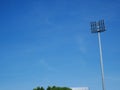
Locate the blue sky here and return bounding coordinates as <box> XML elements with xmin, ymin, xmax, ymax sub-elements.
<box><xmin>0</xmin><ymin>0</ymin><xmax>120</xmax><ymax>90</ymax></box>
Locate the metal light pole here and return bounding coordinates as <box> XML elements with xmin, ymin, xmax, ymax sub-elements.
<box><xmin>90</xmin><ymin>20</ymin><xmax>106</xmax><ymax>90</ymax></box>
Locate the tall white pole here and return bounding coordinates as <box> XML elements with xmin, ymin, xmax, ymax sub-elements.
<box><xmin>98</xmin><ymin>32</ymin><xmax>105</xmax><ymax>90</ymax></box>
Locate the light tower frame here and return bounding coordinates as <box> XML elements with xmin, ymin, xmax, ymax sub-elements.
<box><xmin>90</xmin><ymin>20</ymin><xmax>106</xmax><ymax>90</ymax></box>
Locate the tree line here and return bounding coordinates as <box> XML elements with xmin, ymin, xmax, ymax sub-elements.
<box><xmin>33</xmin><ymin>86</ymin><xmax>72</xmax><ymax>90</ymax></box>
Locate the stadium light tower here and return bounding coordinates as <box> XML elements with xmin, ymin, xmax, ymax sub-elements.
<box><xmin>90</xmin><ymin>20</ymin><xmax>106</xmax><ymax>90</ymax></box>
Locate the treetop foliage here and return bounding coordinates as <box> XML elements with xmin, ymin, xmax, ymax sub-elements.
<box><xmin>33</xmin><ymin>86</ymin><xmax>72</xmax><ymax>90</ymax></box>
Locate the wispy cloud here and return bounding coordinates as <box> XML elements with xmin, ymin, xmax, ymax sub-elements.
<box><xmin>39</xmin><ymin>59</ymin><xmax>56</xmax><ymax>72</ymax></box>
<box><xmin>106</xmin><ymin>76</ymin><xmax>120</xmax><ymax>82</ymax></box>
<box><xmin>76</xmin><ymin>35</ymin><xmax>87</xmax><ymax>54</ymax></box>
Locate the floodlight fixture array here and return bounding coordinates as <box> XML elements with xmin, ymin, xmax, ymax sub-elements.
<box><xmin>90</xmin><ymin>20</ymin><xmax>106</xmax><ymax>33</ymax></box>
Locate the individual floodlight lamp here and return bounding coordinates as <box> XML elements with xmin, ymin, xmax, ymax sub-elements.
<box><xmin>90</xmin><ymin>20</ymin><xmax>106</xmax><ymax>90</ymax></box>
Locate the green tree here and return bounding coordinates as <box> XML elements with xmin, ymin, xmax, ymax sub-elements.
<box><xmin>33</xmin><ymin>86</ymin><xmax>71</xmax><ymax>90</ymax></box>
<box><xmin>47</xmin><ymin>86</ymin><xmax>51</xmax><ymax>90</ymax></box>
<box><xmin>33</xmin><ymin>86</ymin><xmax>45</xmax><ymax>90</ymax></box>
<box><xmin>41</xmin><ymin>86</ymin><xmax>45</xmax><ymax>90</ymax></box>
